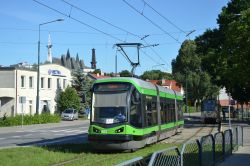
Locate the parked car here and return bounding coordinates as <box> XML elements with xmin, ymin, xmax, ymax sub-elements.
<box><xmin>61</xmin><ymin>108</ymin><xmax>78</xmax><ymax>121</ymax></box>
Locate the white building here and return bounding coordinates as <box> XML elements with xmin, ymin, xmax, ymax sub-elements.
<box><xmin>0</xmin><ymin>64</ymin><xmax>71</xmax><ymax>117</ymax></box>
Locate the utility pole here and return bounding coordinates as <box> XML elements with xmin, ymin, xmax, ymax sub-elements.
<box><xmin>36</xmin><ymin>19</ymin><xmax>64</xmax><ymax>115</ymax></box>
<box><xmin>184</xmin><ymin>30</ymin><xmax>196</xmax><ymax>116</ymax></box>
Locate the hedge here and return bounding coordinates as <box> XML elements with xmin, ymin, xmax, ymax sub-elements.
<box><xmin>0</xmin><ymin>113</ymin><xmax>61</xmax><ymax>127</ymax></box>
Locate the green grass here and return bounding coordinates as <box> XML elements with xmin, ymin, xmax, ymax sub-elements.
<box><xmin>0</xmin><ymin>143</ymin><xmax>177</xmax><ymax>166</ymax></box>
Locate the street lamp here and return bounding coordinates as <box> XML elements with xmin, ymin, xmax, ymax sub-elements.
<box><xmin>151</xmin><ymin>64</ymin><xmax>165</xmax><ymax>69</ymax></box>
<box><xmin>36</xmin><ymin>19</ymin><xmax>64</xmax><ymax>115</ymax></box>
<box><xmin>185</xmin><ymin>30</ymin><xmax>195</xmax><ymax>117</ymax></box>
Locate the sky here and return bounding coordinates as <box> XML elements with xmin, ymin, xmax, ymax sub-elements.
<box><xmin>0</xmin><ymin>0</ymin><xmax>229</xmax><ymax>75</ymax></box>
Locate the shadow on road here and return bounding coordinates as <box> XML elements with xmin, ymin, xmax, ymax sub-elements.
<box><xmin>17</xmin><ymin>133</ymin><xmax>88</xmax><ymax>147</ymax></box>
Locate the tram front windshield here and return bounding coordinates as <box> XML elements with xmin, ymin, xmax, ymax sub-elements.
<box><xmin>202</xmin><ymin>100</ymin><xmax>217</xmax><ymax>112</ymax></box>
<box><xmin>92</xmin><ymin>83</ymin><xmax>130</xmax><ymax>124</ymax></box>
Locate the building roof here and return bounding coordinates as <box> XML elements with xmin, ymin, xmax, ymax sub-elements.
<box><xmin>87</xmin><ymin>73</ymin><xmax>111</xmax><ymax>80</ymax></box>
<box><xmin>147</xmin><ymin>79</ymin><xmax>182</xmax><ymax>92</ymax></box>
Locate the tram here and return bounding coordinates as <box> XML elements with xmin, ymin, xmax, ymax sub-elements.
<box><xmin>201</xmin><ymin>99</ymin><xmax>220</xmax><ymax>123</ymax></box>
<box><xmin>88</xmin><ymin>77</ymin><xmax>184</xmax><ymax>151</ymax></box>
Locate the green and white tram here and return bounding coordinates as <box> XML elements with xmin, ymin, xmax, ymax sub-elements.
<box><xmin>88</xmin><ymin>77</ymin><xmax>184</xmax><ymax>151</ymax></box>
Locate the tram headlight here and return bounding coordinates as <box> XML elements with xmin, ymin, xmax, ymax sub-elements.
<box><xmin>93</xmin><ymin>127</ymin><xmax>101</xmax><ymax>133</ymax></box>
<box><xmin>115</xmin><ymin>127</ymin><xmax>124</xmax><ymax>133</ymax></box>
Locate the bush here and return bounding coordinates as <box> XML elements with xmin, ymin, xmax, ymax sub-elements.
<box><xmin>0</xmin><ymin>113</ymin><xmax>61</xmax><ymax>127</ymax></box>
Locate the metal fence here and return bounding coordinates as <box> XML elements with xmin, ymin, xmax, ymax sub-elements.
<box><xmin>223</xmin><ymin>111</ymin><xmax>250</xmax><ymax>121</ymax></box>
<box><xmin>180</xmin><ymin>140</ymin><xmax>200</xmax><ymax>166</ymax></box>
<box><xmin>115</xmin><ymin>157</ymin><xmax>147</xmax><ymax>166</ymax></box>
<box><xmin>214</xmin><ymin>132</ymin><xmax>224</xmax><ymax>163</ymax></box>
<box><xmin>148</xmin><ymin>146</ymin><xmax>180</xmax><ymax>166</ymax></box>
<box><xmin>117</xmin><ymin>125</ymin><xmax>243</xmax><ymax>166</ymax></box>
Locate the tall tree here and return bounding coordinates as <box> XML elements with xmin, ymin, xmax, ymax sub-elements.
<box><xmin>195</xmin><ymin>0</ymin><xmax>250</xmax><ymax>104</ymax></box>
<box><xmin>172</xmin><ymin>40</ymin><xmax>219</xmax><ymax>110</ymax></box>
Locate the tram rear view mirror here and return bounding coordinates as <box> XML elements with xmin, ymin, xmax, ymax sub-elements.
<box><xmin>132</xmin><ymin>91</ymin><xmax>140</xmax><ymax>104</ymax></box>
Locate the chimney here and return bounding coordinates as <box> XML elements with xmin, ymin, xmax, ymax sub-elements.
<box><xmin>47</xmin><ymin>34</ymin><xmax>53</xmax><ymax>63</ymax></box>
<box><xmin>91</xmin><ymin>48</ymin><xmax>97</xmax><ymax>69</ymax></box>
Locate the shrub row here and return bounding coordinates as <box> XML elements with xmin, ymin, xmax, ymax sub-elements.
<box><xmin>0</xmin><ymin>113</ymin><xmax>61</xmax><ymax>127</ymax></box>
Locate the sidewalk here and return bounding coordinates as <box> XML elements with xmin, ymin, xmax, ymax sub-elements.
<box><xmin>219</xmin><ymin>125</ymin><xmax>250</xmax><ymax>166</ymax></box>
<box><xmin>218</xmin><ymin>145</ymin><xmax>250</xmax><ymax>166</ymax></box>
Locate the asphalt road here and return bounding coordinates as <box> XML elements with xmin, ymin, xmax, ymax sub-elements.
<box><xmin>0</xmin><ymin>120</ymin><xmax>89</xmax><ymax>148</ymax></box>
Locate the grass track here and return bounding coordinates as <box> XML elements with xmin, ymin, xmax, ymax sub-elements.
<box><xmin>0</xmin><ymin>143</ymin><xmax>177</xmax><ymax>166</ymax></box>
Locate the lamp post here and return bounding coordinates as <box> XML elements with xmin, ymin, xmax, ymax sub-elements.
<box><xmin>151</xmin><ymin>64</ymin><xmax>165</xmax><ymax>69</ymax></box>
<box><xmin>185</xmin><ymin>69</ymin><xmax>188</xmax><ymax>114</ymax></box>
<box><xmin>36</xmin><ymin>19</ymin><xmax>64</xmax><ymax>115</ymax></box>
<box><xmin>184</xmin><ymin>30</ymin><xmax>195</xmax><ymax>117</ymax></box>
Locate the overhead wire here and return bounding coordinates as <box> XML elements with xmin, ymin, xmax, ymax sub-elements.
<box><xmin>61</xmin><ymin>0</ymin><xmax>168</xmax><ymax>66</ymax></box>
<box><xmin>61</xmin><ymin>0</ymin><xmax>141</xmax><ymax>39</ymax></box>
<box><xmin>123</xmin><ymin>0</ymin><xmax>181</xmax><ymax>44</ymax></box>
<box><xmin>33</xmin><ymin>0</ymin><xmax>125</xmax><ymax>43</ymax></box>
<box><xmin>33</xmin><ymin>0</ymin><xmax>170</xmax><ymax>70</ymax></box>
<box><xmin>141</xmin><ymin>0</ymin><xmax>187</xmax><ymax>35</ymax></box>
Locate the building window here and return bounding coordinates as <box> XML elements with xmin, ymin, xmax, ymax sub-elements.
<box><xmin>29</xmin><ymin>76</ymin><xmax>33</xmax><ymax>88</ymax></box>
<box><xmin>21</xmin><ymin>76</ymin><xmax>25</xmax><ymax>88</ymax></box>
<box><xmin>57</xmin><ymin>78</ymin><xmax>60</xmax><ymax>89</ymax></box>
<box><xmin>48</xmin><ymin>78</ymin><xmax>51</xmax><ymax>89</ymax></box>
<box><xmin>41</xmin><ymin>77</ymin><xmax>44</xmax><ymax>89</ymax></box>
<box><xmin>63</xmin><ymin>79</ymin><xmax>66</xmax><ymax>89</ymax></box>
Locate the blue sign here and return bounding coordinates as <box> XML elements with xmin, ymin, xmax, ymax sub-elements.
<box><xmin>48</xmin><ymin>69</ymin><xmax>63</xmax><ymax>76</ymax></box>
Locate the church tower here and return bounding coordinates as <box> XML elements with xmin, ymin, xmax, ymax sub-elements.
<box><xmin>91</xmin><ymin>48</ymin><xmax>97</xmax><ymax>69</ymax></box>
<box><xmin>47</xmin><ymin>34</ymin><xmax>53</xmax><ymax>63</ymax></box>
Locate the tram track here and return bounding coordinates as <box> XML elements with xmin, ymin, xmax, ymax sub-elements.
<box><xmin>161</xmin><ymin>123</ymin><xmax>217</xmax><ymax>144</ymax></box>
<box><xmin>50</xmin><ymin>125</ymin><xmax>217</xmax><ymax>166</ymax></box>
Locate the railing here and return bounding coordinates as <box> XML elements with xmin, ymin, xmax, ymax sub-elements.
<box><xmin>117</xmin><ymin>125</ymin><xmax>243</xmax><ymax>166</ymax></box>
<box><xmin>148</xmin><ymin>146</ymin><xmax>180</xmax><ymax>166</ymax></box>
<box><xmin>115</xmin><ymin>157</ymin><xmax>146</xmax><ymax>166</ymax></box>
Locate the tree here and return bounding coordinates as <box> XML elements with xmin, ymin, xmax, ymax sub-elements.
<box><xmin>195</xmin><ymin>0</ymin><xmax>250</xmax><ymax>104</ymax></box>
<box><xmin>71</xmin><ymin>70</ymin><xmax>93</xmax><ymax>108</ymax></box>
<box><xmin>120</xmin><ymin>70</ymin><xmax>132</xmax><ymax>77</ymax></box>
<box><xmin>172</xmin><ymin>40</ymin><xmax>219</xmax><ymax>110</ymax></box>
<box><xmin>92</xmin><ymin>69</ymin><xmax>101</xmax><ymax>74</ymax></box>
<box><xmin>58</xmin><ymin>87</ymin><xmax>80</xmax><ymax>113</ymax></box>
<box><xmin>140</xmin><ymin>70</ymin><xmax>173</xmax><ymax>80</ymax></box>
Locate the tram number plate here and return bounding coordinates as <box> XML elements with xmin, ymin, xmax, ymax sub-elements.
<box><xmin>106</xmin><ymin>119</ymin><xmax>114</xmax><ymax>124</ymax></box>
<box><xmin>102</xmin><ymin>130</ymin><xmax>108</xmax><ymax>134</ymax></box>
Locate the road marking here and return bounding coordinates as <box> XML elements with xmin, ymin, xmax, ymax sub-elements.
<box><xmin>0</xmin><ymin>138</ymin><xmax>6</xmax><ymax>140</ymax></box>
<box><xmin>64</xmin><ymin>130</ymin><xmax>83</xmax><ymax>133</ymax></box>
<box><xmin>16</xmin><ymin>131</ymin><xmax>25</xmax><ymax>133</ymax></box>
<box><xmin>23</xmin><ymin>134</ymin><xmax>32</xmax><ymax>137</ymax></box>
<box><xmin>12</xmin><ymin>136</ymin><xmax>21</xmax><ymax>138</ymax></box>
<box><xmin>54</xmin><ymin>133</ymin><xmax>66</xmax><ymax>136</ymax></box>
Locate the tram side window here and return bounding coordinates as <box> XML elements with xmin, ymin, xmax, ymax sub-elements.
<box><xmin>146</xmin><ymin>98</ymin><xmax>152</xmax><ymax>127</ymax></box>
<box><xmin>130</xmin><ymin>90</ymin><xmax>142</xmax><ymax>128</ymax></box>
<box><xmin>151</xmin><ymin>100</ymin><xmax>157</xmax><ymax>125</ymax></box>
<box><xmin>169</xmin><ymin>102</ymin><xmax>175</xmax><ymax>122</ymax></box>
<box><xmin>160</xmin><ymin>102</ymin><xmax>166</xmax><ymax>124</ymax></box>
<box><xmin>166</xmin><ymin>103</ymin><xmax>170</xmax><ymax>123</ymax></box>
<box><xmin>177</xmin><ymin>101</ymin><xmax>183</xmax><ymax>120</ymax></box>
<box><xmin>172</xmin><ymin>103</ymin><xmax>176</xmax><ymax>122</ymax></box>
<box><xmin>163</xmin><ymin>103</ymin><xmax>168</xmax><ymax>123</ymax></box>
<box><xmin>130</xmin><ymin>103</ymin><xmax>142</xmax><ymax>128</ymax></box>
